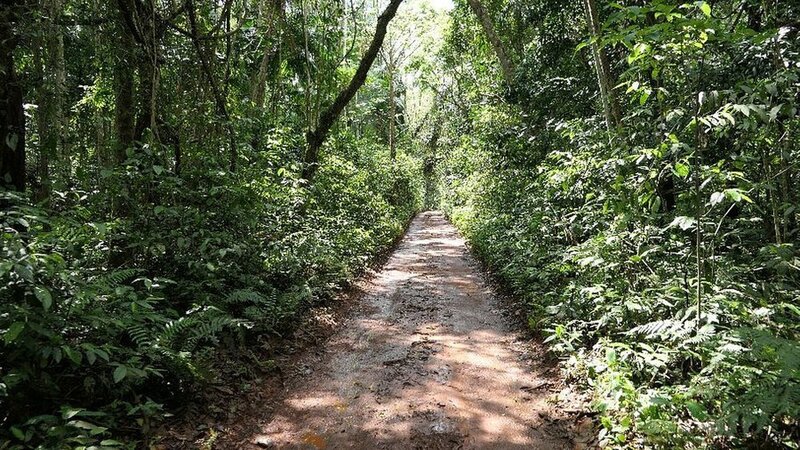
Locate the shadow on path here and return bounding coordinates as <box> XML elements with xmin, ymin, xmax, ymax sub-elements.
<box><xmin>227</xmin><ymin>212</ymin><xmax>581</xmax><ymax>449</ymax></box>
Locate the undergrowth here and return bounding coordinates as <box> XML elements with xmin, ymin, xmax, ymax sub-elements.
<box><xmin>1</xmin><ymin>138</ymin><xmax>422</xmax><ymax>449</ymax></box>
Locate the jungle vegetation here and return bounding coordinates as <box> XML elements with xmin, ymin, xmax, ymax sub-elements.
<box><xmin>1</xmin><ymin>0</ymin><xmax>798</xmax><ymax>448</ymax></box>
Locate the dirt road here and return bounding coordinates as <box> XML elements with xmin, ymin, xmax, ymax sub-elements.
<box><xmin>236</xmin><ymin>212</ymin><xmax>581</xmax><ymax>449</ymax></box>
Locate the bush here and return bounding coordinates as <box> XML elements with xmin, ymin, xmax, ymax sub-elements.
<box><xmin>1</xmin><ymin>136</ymin><xmax>423</xmax><ymax>448</ymax></box>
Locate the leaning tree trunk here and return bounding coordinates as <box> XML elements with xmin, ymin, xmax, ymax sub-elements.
<box><xmin>583</xmin><ymin>0</ymin><xmax>622</xmax><ymax>131</ymax></box>
<box><xmin>0</xmin><ymin>3</ymin><xmax>26</xmax><ymax>194</ymax></box>
<box><xmin>302</xmin><ymin>0</ymin><xmax>404</xmax><ymax>181</ymax></box>
<box><xmin>465</xmin><ymin>0</ymin><xmax>515</xmax><ymax>86</ymax></box>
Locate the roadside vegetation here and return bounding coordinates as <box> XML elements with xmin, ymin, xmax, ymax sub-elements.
<box><xmin>1</xmin><ymin>0</ymin><xmax>798</xmax><ymax>448</ymax></box>
<box><xmin>435</xmin><ymin>0</ymin><xmax>800</xmax><ymax>448</ymax></box>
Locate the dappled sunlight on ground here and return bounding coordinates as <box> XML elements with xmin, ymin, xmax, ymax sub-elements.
<box><xmin>242</xmin><ymin>212</ymin><xmax>578</xmax><ymax>449</ymax></box>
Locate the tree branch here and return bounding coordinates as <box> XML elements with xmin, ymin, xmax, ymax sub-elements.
<box><xmin>301</xmin><ymin>0</ymin><xmax>405</xmax><ymax>181</ymax></box>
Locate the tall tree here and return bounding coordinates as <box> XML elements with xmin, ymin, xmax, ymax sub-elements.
<box><xmin>112</xmin><ymin>5</ymin><xmax>135</xmax><ymax>167</ymax></box>
<box><xmin>34</xmin><ymin>0</ymin><xmax>67</xmax><ymax>201</ymax></box>
<box><xmin>302</xmin><ymin>0</ymin><xmax>404</xmax><ymax>181</ymax></box>
<box><xmin>0</xmin><ymin>1</ymin><xmax>27</xmax><ymax>194</ymax></box>
<box><xmin>465</xmin><ymin>0</ymin><xmax>515</xmax><ymax>86</ymax></box>
<box><xmin>186</xmin><ymin>0</ymin><xmax>238</xmax><ymax>171</ymax></box>
<box><xmin>251</xmin><ymin>0</ymin><xmax>284</xmax><ymax>109</ymax></box>
<box><xmin>583</xmin><ymin>0</ymin><xmax>621</xmax><ymax>130</ymax></box>
<box><xmin>379</xmin><ymin>6</ymin><xmax>421</xmax><ymax>160</ymax></box>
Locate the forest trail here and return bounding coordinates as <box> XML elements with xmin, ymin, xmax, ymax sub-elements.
<box><xmin>233</xmin><ymin>212</ymin><xmax>585</xmax><ymax>449</ymax></box>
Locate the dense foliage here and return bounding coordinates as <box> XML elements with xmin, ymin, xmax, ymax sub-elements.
<box><xmin>1</xmin><ymin>0</ymin><xmax>422</xmax><ymax>447</ymax></box>
<box><xmin>3</xmin><ymin>0</ymin><xmax>800</xmax><ymax>447</ymax></box>
<box><xmin>433</xmin><ymin>0</ymin><xmax>800</xmax><ymax>448</ymax></box>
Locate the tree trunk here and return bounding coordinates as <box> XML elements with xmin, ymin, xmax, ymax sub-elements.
<box><xmin>424</xmin><ymin>101</ymin><xmax>441</xmax><ymax>209</ymax></box>
<box><xmin>465</xmin><ymin>0</ymin><xmax>515</xmax><ymax>86</ymax></box>
<box><xmin>0</xmin><ymin>3</ymin><xmax>26</xmax><ymax>194</ymax></box>
<box><xmin>34</xmin><ymin>0</ymin><xmax>66</xmax><ymax>202</ymax></box>
<box><xmin>187</xmin><ymin>0</ymin><xmax>237</xmax><ymax>171</ymax></box>
<box><xmin>33</xmin><ymin>32</ymin><xmax>48</xmax><ymax>200</ymax></box>
<box><xmin>388</xmin><ymin>62</ymin><xmax>396</xmax><ymax>160</ymax></box>
<box><xmin>108</xmin><ymin>8</ymin><xmax>137</xmax><ymax>267</ymax></box>
<box><xmin>251</xmin><ymin>0</ymin><xmax>283</xmax><ymax>108</ymax></box>
<box><xmin>113</xmin><ymin>31</ymin><xmax>135</xmax><ymax>166</ymax></box>
<box><xmin>302</xmin><ymin>0</ymin><xmax>404</xmax><ymax>181</ymax></box>
<box><xmin>133</xmin><ymin>56</ymin><xmax>157</xmax><ymax>141</ymax></box>
<box><xmin>583</xmin><ymin>0</ymin><xmax>622</xmax><ymax>131</ymax></box>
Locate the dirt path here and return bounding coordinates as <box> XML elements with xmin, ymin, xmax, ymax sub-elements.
<box><xmin>229</xmin><ymin>212</ymin><xmax>584</xmax><ymax>449</ymax></box>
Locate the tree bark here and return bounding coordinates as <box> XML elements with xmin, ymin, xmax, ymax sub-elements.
<box><xmin>0</xmin><ymin>2</ymin><xmax>26</xmax><ymax>194</ymax></box>
<box><xmin>132</xmin><ymin>0</ymin><xmax>155</xmax><ymax>142</ymax></box>
<box><xmin>251</xmin><ymin>0</ymin><xmax>283</xmax><ymax>108</ymax></box>
<box><xmin>34</xmin><ymin>0</ymin><xmax>66</xmax><ymax>202</ymax></box>
<box><xmin>465</xmin><ymin>0</ymin><xmax>515</xmax><ymax>86</ymax></box>
<box><xmin>113</xmin><ymin>23</ymin><xmax>135</xmax><ymax>166</ymax></box>
<box><xmin>301</xmin><ymin>0</ymin><xmax>404</xmax><ymax>181</ymax></box>
<box><xmin>583</xmin><ymin>0</ymin><xmax>622</xmax><ymax>131</ymax></box>
<box><xmin>388</xmin><ymin>62</ymin><xmax>396</xmax><ymax>160</ymax></box>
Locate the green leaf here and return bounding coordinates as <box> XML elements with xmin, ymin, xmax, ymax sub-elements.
<box><xmin>0</xmin><ymin>261</ymin><xmax>11</xmax><ymax>277</ymax></box>
<box><xmin>63</xmin><ymin>408</ymin><xmax>85</xmax><ymax>420</ymax></box>
<box><xmin>94</xmin><ymin>348</ymin><xmax>110</xmax><ymax>362</ymax></box>
<box><xmin>686</xmin><ymin>401</ymin><xmax>709</xmax><ymax>421</ymax></box>
<box><xmin>90</xmin><ymin>222</ymin><xmax>107</xmax><ymax>234</ymax></box>
<box><xmin>781</xmin><ymin>303</ymin><xmax>800</xmax><ymax>317</ymax></box>
<box><xmin>4</xmin><ymin>322</ymin><xmax>25</xmax><ymax>343</ymax></box>
<box><xmin>639</xmin><ymin>90</ymin><xmax>651</xmax><ymax>105</ymax></box>
<box><xmin>720</xmin><ymin>111</ymin><xmax>735</xmax><ymax>125</ymax></box>
<box><xmin>673</xmin><ymin>162</ymin><xmax>690</xmax><ymax>178</ymax></box>
<box><xmin>698</xmin><ymin>2</ymin><xmax>711</xmax><ymax>17</ymax></box>
<box><xmin>14</xmin><ymin>264</ymin><xmax>33</xmax><ymax>282</ymax></box>
<box><xmin>34</xmin><ymin>286</ymin><xmax>53</xmax><ymax>311</ymax></box>
<box><xmin>54</xmin><ymin>347</ymin><xmax>65</xmax><ymax>363</ymax></box>
<box><xmin>6</xmin><ymin>133</ymin><xmax>19</xmax><ymax>151</ymax></box>
<box><xmin>90</xmin><ymin>425</ymin><xmax>108</xmax><ymax>436</ymax></box>
<box><xmin>10</xmin><ymin>426</ymin><xmax>24</xmax><ymax>440</ymax></box>
<box><xmin>67</xmin><ymin>420</ymin><xmax>97</xmax><ymax>430</ymax></box>
<box><xmin>724</xmin><ymin>189</ymin><xmax>753</xmax><ymax>203</ymax></box>
<box><xmin>769</xmin><ymin>105</ymin><xmax>782</xmax><ymax>122</ymax></box>
<box><xmin>63</xmin><ymin>346</ymin><xmax>83</xmax><ymax>365</ymax></box>
<box><xmin>113</xmin><ymin>365</ymin><xmax>127</xmax><ymax>383</ymax></box>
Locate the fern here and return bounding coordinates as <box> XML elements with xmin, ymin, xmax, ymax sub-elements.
<box><xmin>184</xmin><ymin>315</ymin><xmax>241</xmax><ymax>350</ymax></box>
<box><xmin>628</xmin><ymin>319</ymin><xmax>685</xmax><ymax>339</ymax></box>
<box><xmin>159</xmin><ymin>316</ymin><xmax>198</xmax><ymax>346</ymax></box>
<box><xmin>90</xmin><ymin>268</ymin><xmax>141</xmax><ymax>290</ymax></box>
<box><xmin>705</xmin><ymin>328</ymin><xmax>800</xmax><ymax>436</ymax></box>
<box><xmin>157</xmin><ymin>306</ymin><xmax>246</xmax><ymax>352</ymax></box>
<box><xmin>127</xmin><ymin>324</ymin><xmax>154</xmax><ymax>347</ymax></box>
<box><xmin>224</xmin><ymin>289</ymin><xmax>266</xmax><ymax>304</ymax></box>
